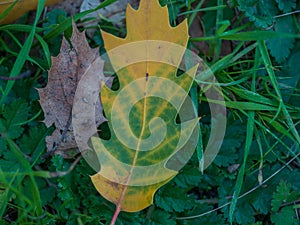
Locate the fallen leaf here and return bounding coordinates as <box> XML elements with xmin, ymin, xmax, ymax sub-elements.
<box><xmin>90</xmin><ymin>0</ymin><xmax>199</xmax><ymax>217</ymax></box>
<box><xmin>47</xmin><ymin>0</ymin><xmax>82</xmax><ymax>17</ymax></box>
<box><xmin>80</xmin><ymin>0</ymin><xmax>138</xmax><ymax>26</ymax></box>
<box><xmin>0</xmin><ymin>0</ymin><xmax>61</xmax><ymax>24</ymax></box>
<box><xmin>79</xmin><ymin>0</ymin><xmax>139</xmax><ymax>37</ymax></box>
<box><xmin>38</xmin><ymin>22</ymin><xmax>109</xmax><ymax>158</ymax></box>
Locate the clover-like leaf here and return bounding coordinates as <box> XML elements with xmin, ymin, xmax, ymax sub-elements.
<box><xmin>275</xmin><ymin>0</ymin><xmax>296</xmax><ymax>13</ymax></box>
<box><xmin>266</xmin><ymin>15</ymin><xmax>296</xmax><ymax>63</ymax></box>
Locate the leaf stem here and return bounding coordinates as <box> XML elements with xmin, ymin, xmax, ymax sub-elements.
<box><xmin>110</xmin><ymin>71</ymin><xmax>149</xmax><ymax>225</ymax></box>
<box><xmin>0</xmin><ymin>70</ymin><xmax>31</xmax><ymax>80</ymax></box>
<box><xmin>110</xmin><ymin>206</ymin><xmax>121</xmax><ymax>225</ymax></box>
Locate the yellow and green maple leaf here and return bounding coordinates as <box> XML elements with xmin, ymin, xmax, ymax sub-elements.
<box><xmin>91</xmin><ymin>0</ymin><xmax>199</xmax><ymax>213</ymax></box>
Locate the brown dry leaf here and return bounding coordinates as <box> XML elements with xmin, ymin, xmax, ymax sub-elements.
<box><xmin>38</xmin><ymin>22</ymin><xmax>108</xmax><ymax>158</ymax></box>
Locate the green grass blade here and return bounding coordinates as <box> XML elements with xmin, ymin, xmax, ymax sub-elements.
<box><xmin>0</xmin><ymin>0</ymin><xmax>46</xmax><ymax>104</ymax></box>
<box><xmin>0</xmin><ymin>24</ymin><xmax>44</xmax><ymax>33</ymax></box>
<box><xmin>0</xmin><ymin>37</ymin><xmax>43</xmax><ymax>69</ymax></box>
<box><xmin>200</xmin><ymin>97</ymin><xmax>280</xmax><ymax>111</ymax></box>
<box><xmin>191</xmin><ymin>31</ymin><xmax>300</xmax><ymax>42</ymax></box>
<box><xmin>0</xmin><ymin>0</ymin><xmax>18</xmax><ymax>21</ymax></box>
<box><xmin>190</xmin><ymin>84</ymin><xmax>203</xmax><ymax>172</ymax></box>
<box><xmin>13</xmin><ymin>110</ymin><xmax>42</xmax><ymax>126</ymax></box>
<box><xmin>35</xmin><ymin>34</ymin><xmax>51</xmax><ymax>69</ymax></box>
<box><xmin>221</xmin><ymin>31</ymin><xmax>300</xmax><ymax>41</ymax></box>
<box><xmin>261</xmin><ymin>116</ymin><xmax>296</xmax><ymax>142</ymax></box>
<box><xmin>258</xmin><ymin>41</ymin><xmax>300</xmax><ymax>144</ymax></box>
<box><xmin>6</xmin><ymin>138</ymin><xmax>43</xmax><ymax>217</ymax></box>
<box><xmin>44</xmin><ymin>0</ymin><xmax>117</xmax><ymax>41</ymax></box>
<box><xmin>229</xmin><ymin>111</ymin><xmax>255</xmax><ymax>223</ymax></box>
<box><xmin>0</xmin><ymin>169</ymin><xmax>20</xmax><ymax>217</ymax></box>
<box><xmin>213</xmin><ymin>0</ymin><xmax>224</xmax><ymax>61</ymax></box>
<box><xmin>229</xmin><ymin>87</ymin><xmax>278</xmax><ymax>106</ymax></box>
<box><xmin>178</xmin><ymin>5</ymin><xmax>227</xmax><ymax>16</ymax></box>
<box><xmin>196</xmin><ymin>42</ymin><xmax>257</xmax><ymax>81</ymax></box>
<box><xmin>187</xmin><ymin>0</ymin><xmax>205</xmax><ymax>27</ymax></box>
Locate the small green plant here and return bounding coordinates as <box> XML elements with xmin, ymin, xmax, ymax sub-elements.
<box><xmin>271</xmin><ymin>180</ymin><xmax>299</xmax><ymax>225</ymax></box>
